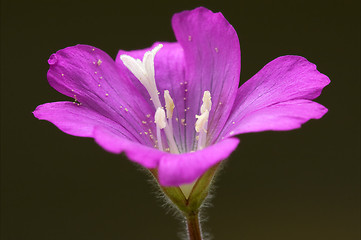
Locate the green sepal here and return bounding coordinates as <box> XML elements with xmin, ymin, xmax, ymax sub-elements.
<box><xmin>149</xmin><ymin>162</ymin><xmax>220</xmax><ymax>216</ymax></box>
<box><xmin>149</xmin><ymin>169</ymin><xmax>188</xmax><ymax>213</ymax></box>
<box><xmin>186</xmin><ymin>163</ymin><xmax>219</xmax><ymax>212</ymax></box>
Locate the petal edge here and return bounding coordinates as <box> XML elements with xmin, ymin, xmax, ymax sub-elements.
<box><xmin>158</xmin><ymin>137</ymin><xmax>240</xmax><ymax>186</ymax></box>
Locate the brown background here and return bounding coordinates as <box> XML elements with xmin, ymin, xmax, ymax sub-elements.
<box><xmin>1</xmin><ymin>0</ymin><xmax>360</xmax><ymax>239</ymax></box>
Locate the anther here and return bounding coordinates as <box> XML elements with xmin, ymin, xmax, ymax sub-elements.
<box><xmin>195</xmin><ymin>110</ymin><xmax>209</xmax><ymax>133</ymax></box>
<box><xmin>164</xmin><ymin>90</ymin><xmax>174</xmax><ymax>119</ymax></box>
<box><xmin>164</xmin><ymin>90</ymin><xmax>175</xmax><ymax>135</ymax></box>
<box><xmin>196</xmin><ymin>91</ymin><xmax>212</xmax><ymax>150</ymax></box>
<box><xmin>200</xmin><ymin>91</ymin><xmax>212</xmax><ymax>114</ymax></box>
<box><xmin>155</xmin><ymin>107</ymin><xmax>167</xmax><ymax>151</ymax></box>
<box><xmin>155</xmin><ymin>108</ymin><xmax>166</xmax><ymax>129</ymax></box>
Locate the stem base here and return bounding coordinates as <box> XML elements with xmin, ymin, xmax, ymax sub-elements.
<box><xmin>186</xmin><ymin>213</ymin><xmax>202</xmax><ymax>240</ymax></box>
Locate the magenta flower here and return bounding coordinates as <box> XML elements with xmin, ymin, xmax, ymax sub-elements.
<box><xmin>33</xmin><ymin>7</ymin><xmax>329</xmax><ymax>188</ymax></box>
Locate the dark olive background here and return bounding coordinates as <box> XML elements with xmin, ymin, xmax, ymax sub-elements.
<box><xmin>1</xmin><ymin>0</ymin><xmax>359</xmax><ymax>239</ymax></box>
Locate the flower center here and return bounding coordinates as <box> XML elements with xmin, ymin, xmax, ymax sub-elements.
<box><xmin>120</xmin><ymin>44</ymin><xmax>211</xmax><ymax>153</ymax></box>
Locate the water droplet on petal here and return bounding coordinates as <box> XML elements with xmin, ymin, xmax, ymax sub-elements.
<box><xmin>48</xmin><ymin>54</ymin><xmax>57</xmax><ymax>65</ymax></box>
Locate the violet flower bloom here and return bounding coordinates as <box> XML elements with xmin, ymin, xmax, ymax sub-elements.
<box><xmin>34</xmin><ymin>7</ymin><xmax>329</xmax><ymax>188</ymax></box>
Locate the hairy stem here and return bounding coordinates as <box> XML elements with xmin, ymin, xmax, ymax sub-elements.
<box><xmin>186</xmin><ymin>212</ymin><xmax>202</xmax><ymax>240</ymax></box>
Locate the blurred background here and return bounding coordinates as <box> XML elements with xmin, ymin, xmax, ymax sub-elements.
<box><xmin>1</xmin><ymin>0</ymin><xmax>359</xmax><ymax>239</ymax></box>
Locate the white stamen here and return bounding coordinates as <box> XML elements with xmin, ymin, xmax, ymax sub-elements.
<box><xmin>195</xmin><ymin>110</ymin><xmax>209</xmax><ymax>150</ymax></box>
<box><xmin>200</xmin><ymin>90</ymin><xmax>212</xmax><ymax>114</ymax></box>
<box><xmin>155</xmin><ymin>107</ymin><xmax>166</xmax><ymax>129</ymax></box>
<box><xmin>195</xmin><ymin>110</ymin><xmax>209</xmax><ymax>133</ymax></box>
<box><xmin>196</xmin><ymin>91</ymin><xmax>212</xmax><ymax>150</ymax></box>
<box><xmin>164</xmin><ymin>90</ymin><xmax>175</xmax><ymax>136</ymax></box>
<box><xmin>164</xmin><ymin>90</ymin><xmax>175</xmax><ymax>119</ymax></box>
<box><xmin>155</xmin><ymin>107</ymin><xmax>166</xmax><ymax>151</ymax></box>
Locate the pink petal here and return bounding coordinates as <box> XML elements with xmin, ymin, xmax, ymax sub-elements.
<box><xmin>93</xmin><ymin>127</ymin><xmax>166</xmax><ymax>168</ymax></box>
<box><xmin>229</xmin><ymin>99</ymin><xmax>328</xmax><ymax>134</ymax></box>
<box><xmin>172</xmin><ymin>7</ymin><xmax>241</xmax><ymax>150</ymax></box>
<box><xmin>47</xmin><ymin>45</ymin><xmax>156</xmax><ymax>146</ymax></box>
<box><xmin>34</xmin><ymin>102</ymin><xmax>165</xmax><ymax>168</ymax></box>
<box><xmin>219</xmin><ymin>55</ymin><xmax>330</xmax><ymax>139</ymax></box>
<box><xmin>33</xmin><ymin>102</ymin><xmax>150</xmax><ymax>144</ymax></box>
<box><xmin>158</xmin><ymin>138</ymin><xmax>240</xmax><ymax>186</ymax></box>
